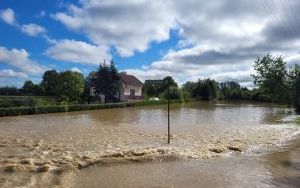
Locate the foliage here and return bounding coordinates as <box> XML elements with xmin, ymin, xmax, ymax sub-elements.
<box><xmin>0</xmin><ymin>96</ymin><xmax>58</xmax><ymax>108</ymax></box>
<box><xmin>21</xmin><ymin>80</ymin><xmax>44</xmax><ymax>96</ymax></box>
<box><xmin>219</xmin><ymin>81</ymin><xmax>252</xmax><ymax>100</ymax></box>
<box><xmin>162</xmin><ymin>76</ymin><xmax>178</xmax><ymax>90</ymax></box>
<box><xmin>251</xmin><ymin>54</ymin><xmax>288</xmax><ymax>103</ymax></box>
<box><xmin>41</xmin><ymin>70</ymin><xmax>59</xmax><ymax>96</ymax></box>
<box><xmin>162</xmin><ymin>86</ymin><xmax>183</xmax><ymax>100</ymax></box>
<box><xmin>182</xmin><ymin>79</ymin><xmax>218</xmax><ymax>100</ymax></box>
<box><xmin>294</xmin><ymin>65</ymin><xmax>300</xmax><ymax>111</ymax></box>
<box><xmin>295</xmin><ymin>117</ymin><xmax>300</xmax><ymax>125</ymax></box>
<box><xmin>0</xmin><ymin>86</ymin><xmax>22</xmax><ymax>95</ymax></box>
<box><xmin>142</xmin><ymin>81</ymin><xmax>161</xmax><ymax>97</ymax></box>
<box><xmin>39</xmin><ymin>70</ymin><xmax>85</xmax><ymax>101</ymax></box>
<box><xmin>55</xmin><ymin>71</ymin><xmax>85</xmax><ymax>101</ymax></box>
<box><xmin>94</xmin><ymin>60</ymin><xmax>121</xmax><ymax>103</ymax></box>
<box><xmin>143</xmin><ymin>76</ymin><xmax>179</xmax><ymax>100</ymax></box>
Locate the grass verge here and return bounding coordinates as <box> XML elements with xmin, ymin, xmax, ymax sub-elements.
<box><xmin>0</xmin><ymin>99</ymin><xmax>195</xmax><ymax>117</ymax></box>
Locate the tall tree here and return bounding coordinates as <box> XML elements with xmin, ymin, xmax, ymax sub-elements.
<box><xmin>110</xmin><ymin>60</ymin><xmax>121</xmax><ymax>99</ymax></box>
<box><xmin>294</xmin><ymin>65</ymin><xmax>300</xmax><ymax>111</ymax></box>
<box><xmin>182</xmin><ymin>81</ymin><xmax>196</xmax><ymax>99</ymax></box>
<box><xmin>22</xmin><ymin>80</ymin><xmax>35</xmax><ymax>95</ymax></box>
<box><xmin>41</xmin><ymin>70</ymin><xmax>59</xmax><ymax>96</ymax></box>
<box><xmin>251</xmin><ymin>54</ymin><xmax>288</xmax><ymax>103</ymax></box>
<box><xmin>94</xmin><ymin>60</ymin><xmax>120</xmax><ymax>103</ymax></box>
<box><xmin>143</xmin><ymin>76</ymin><xmax>179</xmax><ymax>99</ymax></box>
<box><xmin>56</xmin><ymin>71</ymin><xmax>85</xmax><ymax>101</ymax></box>
<box><xmin>182</xmin><ymin>79</ymin><xmax>218</xmax><ymax>100</ymax></box>
<box><xmin>162</xmin><ymin>76</ymin><xmax>178</xmax><ymax>90</ymax></box>
<box><xmin>219</xmin><ymin>81</ymin><xmax>243</xmax><ymax>99</ymax></box>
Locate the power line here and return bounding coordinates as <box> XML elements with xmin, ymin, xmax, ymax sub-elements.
<box><xmin>258</xmin><ymin>0</ymin><xmax>294</xmax><ymax>39</ymax></box>
<box><xmin>258</xmin><ymin>0</ymin><xmax>288</xmax><ymax>37</ymax></box>
<box><xmin>272</xmin><ymin>0</ymin><xmax>298</xmax><ymax>37</ymax></box>
<box><xmin>286</xmin><ymin>0</ymin><xmax>300</xmax><ymax>34</ymax></box>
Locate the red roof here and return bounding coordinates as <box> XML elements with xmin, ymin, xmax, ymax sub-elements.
<box><xmin>120</xmin><ymin>74</ymin><xmax>143</xmax><ymax>86</ymax></box>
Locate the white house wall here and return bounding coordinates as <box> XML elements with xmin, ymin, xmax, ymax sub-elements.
<box><xmin>123</xmin><ymin>84</ymin><xmax>142</xmax><ymax>96</ymax></box>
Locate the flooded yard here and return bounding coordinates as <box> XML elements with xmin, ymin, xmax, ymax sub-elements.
<box><xmin>0</xmin><ymin>101</ymin><xmax>299</xmax><ymax>187</ymax></box>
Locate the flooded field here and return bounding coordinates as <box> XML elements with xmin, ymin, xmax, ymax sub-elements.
<box><xmin>0</xmin><ymin>101</ymin><xmax>299</xmax><ymax>187</ymax></box>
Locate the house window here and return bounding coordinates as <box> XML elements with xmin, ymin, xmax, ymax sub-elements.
<box><xmin>130</xmin><ymin>89</ymin><xmax>135</xmax><ymax>96</ymax></box>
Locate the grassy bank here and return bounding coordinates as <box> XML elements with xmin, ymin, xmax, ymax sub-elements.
<box><xmin>0</xmin><ymin>99</ymin><xmax>195</xmax><ymax>117</ymax></box>
<box><xmin>0</xmin><ymin>96</ymin><xmax>59</xmax><ymax>108</ymax></box>
<box><xmin>295</xmin><ymin>118</ymin><xmax>300</xmax><ymax>125</ymax></box>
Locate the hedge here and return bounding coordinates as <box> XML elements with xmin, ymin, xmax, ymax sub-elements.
<box><xmin>0</xmin><ymin>99</ymin><xmax>195</xmax><ymax>117</ymax></box>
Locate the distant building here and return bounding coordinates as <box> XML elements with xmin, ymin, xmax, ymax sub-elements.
<box><xmin>119</xmin><ymin>73</ymin><xmax>143</xmax><ymax>101</ymax></box>
<box><xmin>88</xmin><ymin>72</ymin><xmax>143</xmax><ymax>102</ymax></box>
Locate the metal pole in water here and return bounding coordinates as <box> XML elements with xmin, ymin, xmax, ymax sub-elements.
<box><xmin>167</xmin><ymin>82</ymin><xmax>170</xmax><ymax>144</ymax></box>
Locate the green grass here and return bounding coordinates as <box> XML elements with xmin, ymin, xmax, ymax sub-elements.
<box><xmin>0</xmin><ymin>99</ymin><xmax>196</xmax><ymax>117</ymax></box>
<box><xmin>0</xmin><ymin>95</ymin><xmax>58</xmax><ymax>108</ymax></box>
<box><xmin>295</xmin><ymin>117</ymin><xmax>300</xmax><ymax>125</ymax></box>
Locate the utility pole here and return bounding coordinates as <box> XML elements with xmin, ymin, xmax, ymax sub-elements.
<box><xmin>167</xmin><ymin>80</ymin><xmax>170</xmax><ymax>144</ymax></box>
<box><xmin>146</xmin><ymin>79</ymin><xmax>171</xmax><ymax>144</ymax></box>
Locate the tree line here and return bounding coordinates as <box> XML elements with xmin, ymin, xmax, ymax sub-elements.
<box><xmin>0</xmin><ymin>70</ymin><xmax>85</xmax><ymax>102</ymax></box>
<box><xmin>142</xmin><ymin>54</ymin><xmax>300</xmax><ymax>110</ymax></box>
<box><xmin>1</xmin><ymin>54</ymin><xmax>300</xmax><ymax>110</ymax></box>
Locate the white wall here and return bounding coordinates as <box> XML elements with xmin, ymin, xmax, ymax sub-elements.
<box><xmin>123</xmin><ymin>84</ymin><xmax>142</xmax><ymax>96</ymax></box>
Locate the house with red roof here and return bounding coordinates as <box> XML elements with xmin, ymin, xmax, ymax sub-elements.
<box><xmin>119</xmin><ymin>73</ymin><xmax>143</xmax><ymax>101</ymax></box>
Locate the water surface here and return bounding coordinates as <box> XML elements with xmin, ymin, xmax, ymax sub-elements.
<box><xmin>0</xmin><ymin>101</ymin><xmax>299</xmax><ymax>187</ymax></box>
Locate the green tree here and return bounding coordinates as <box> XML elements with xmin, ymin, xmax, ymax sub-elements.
<box><xmin>94</xmin><ymin>60</ymin><xmax>121</xmax><ymax>103</ymax></box>
<box><xmin>143</xmin><ymin>76</ymin><xmax>179</xmax><ymax>99</ymax></box>
<box><xmin>162</xmin><ymin>86</ymin><xmax>183</xmax><ymax>100</ymax></box>
<box><xmin>293</xmin><ymin>65</ymin><xmax>300</xmax><ymax>111</ymax></box>
<box><xmin>55</xmin><ymin>71</ymin><xmax>85</xmax><ymax>101</ymax></box>
<box><xmin>41</xmin><ymin>70</ymin><xmax>59</xmax><ymax>96</ymax></box>
<box><xmin>0</xmin><ymin>86</ymin><xmax>22</xmax><ymax>95</ymax></box>
<box><xmin>182</xmin><ymin>81</ymin><xmax>196</xmax><ymax>99</ymax></box>
<box><xmin>142</xmin><ymin>81</ymin><xmax>160</xmax><ymax>97</ymax></box>
<box><xmin>193</xmin><ymin>79</ymin><xmax>218</xmax><ymax>100</ymax></box>
<box><xmin>252</xmin><ymin>54</ymin><xmax>288</xmax><ymax>103</ymax></box>
<box><xmin>22</xmin><ymin>80</ymin><xmax>35</xmax><ymax>95</ymax></box>
<box><xmin>219</xmin><ymin>81</ymin><xmax>243</xmax><ymax>99</ymax></box>
<box><xmin>182</xmin><ymin>79</ymin><xmax>218</xmax><ymax>100</ymax></box>
<box><xmin>83</xmin><ymin>76</ymin><xmax>91</xmax><ymax>103</ymax></box>
<box><xmin>162</xmin><ymin>76</ymin><xmax>178</xmax><ymax>90</ymax></box>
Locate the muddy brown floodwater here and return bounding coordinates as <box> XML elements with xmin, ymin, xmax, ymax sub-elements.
<box><xmin>0</xmin><ymin>101</ymin><xmax>299</xmax><ymax>187</ymax></box>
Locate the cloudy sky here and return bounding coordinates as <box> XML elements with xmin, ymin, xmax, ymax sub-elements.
<box><xmin>1</xmin><ymin>0</ymin><xmax>300</xmax><ymax>87</ymax></box>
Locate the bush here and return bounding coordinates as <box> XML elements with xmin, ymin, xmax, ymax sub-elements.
<box><xmin>161</xmin><ymin>87</ymin><xmax>183</xmax><ymax>101</ymax></box>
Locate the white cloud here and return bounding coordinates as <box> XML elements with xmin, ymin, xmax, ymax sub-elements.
<box><xmin>21</xmin><ymin>23</ymin><xmax>46</xmax><ymax>37</ymax></box>
<box><xmin>45</xmin><ymin>39</ymin><xmax>111</xmax><ymax>65</ymax></box>
<box><xmin>0</xmin><ymin>8</ymin><xmax>16</xmax><ymax>25</ymax></box>
<box><xmin>0</xmin><ymin>69</ymin><xmax>28</xmax><ymax>78</ymax></box>
<box><xmin>125</xmin><ymin>45</ymin><xmax>255</xmax><ymax>86</ymax></box>
<box><xmin>1</xmin><ymin>8</ymin><xmax>47</xmax><ymax>37</ymax></box>
<box><xmin>0</xmin><ymin>47</ymin><xmax>45</xmax><ymax>75</ymax></box>
<box><xmin>51</xmin><ymin>0</ymin><xmax>176</xmax><ymax>56</ymax></box>
<box><xmin>120</xmin><ymin>0</ymin><xmax>300</xmax><ymax>86</ymax></box>
<box><xmin>3</xmin><ymin>1</ymin><xmax>300</xmax><ymax>87</ymax></box>
<box><xmin>70</xmin><ymin>67</ymin><xmax>82</xmax><ymax>73</ymax></box>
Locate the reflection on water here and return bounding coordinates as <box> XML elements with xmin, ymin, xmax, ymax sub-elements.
<box><xmin>0</xmin><ymin>101</ymin><xmax>299</xmax><ymax>187</ymax></box>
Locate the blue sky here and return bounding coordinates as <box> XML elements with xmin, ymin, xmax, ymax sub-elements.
<box><xmin>1</xmin><ymin>0</ymin><xmax>300</xmax><ymax>87</ymax></box>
